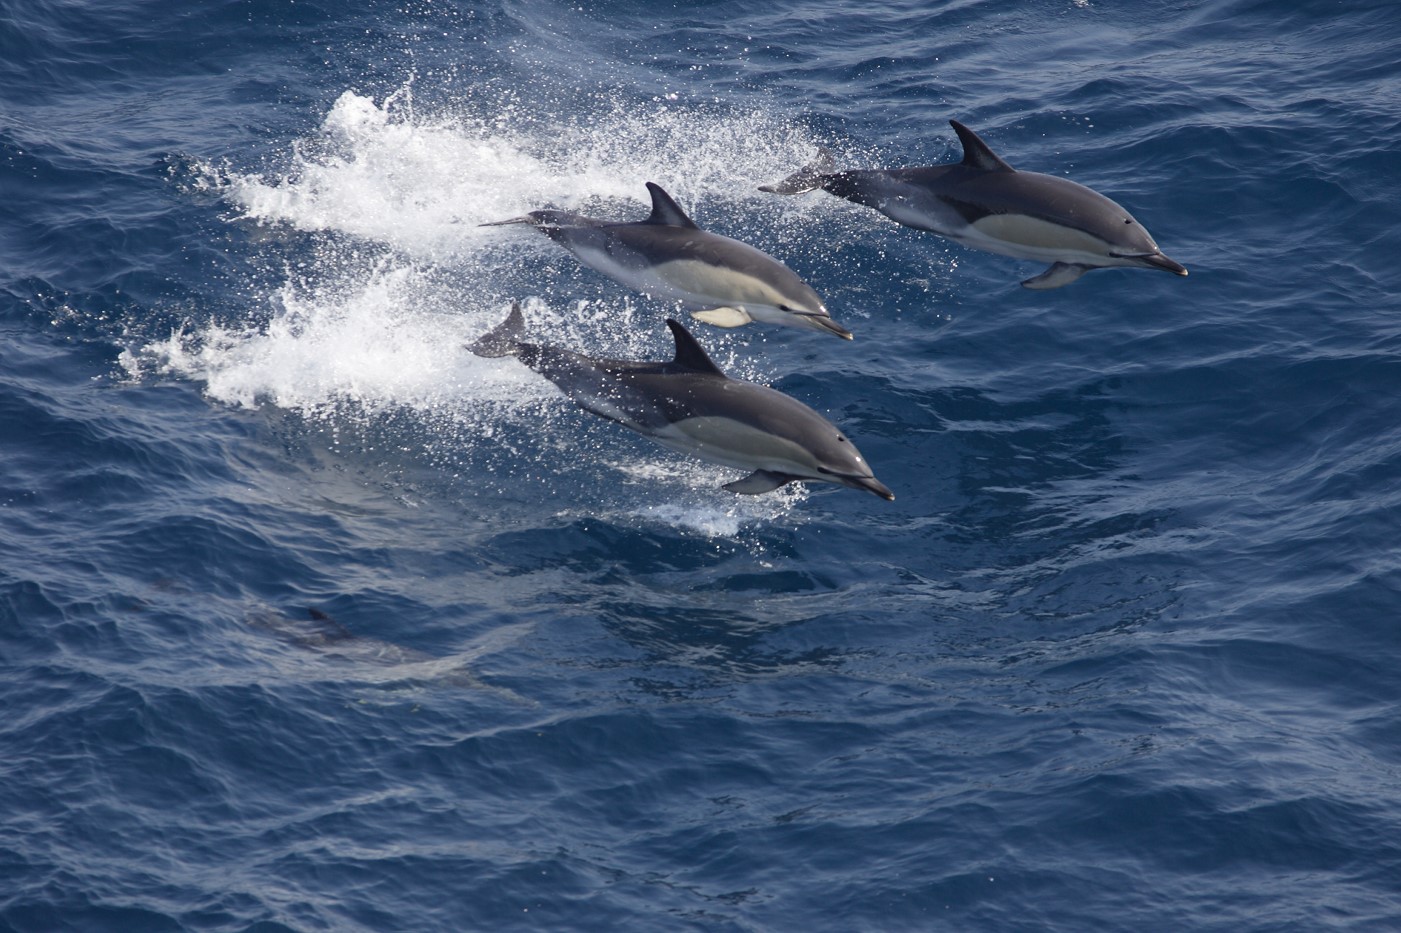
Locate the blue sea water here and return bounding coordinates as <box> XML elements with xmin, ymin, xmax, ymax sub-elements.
<box><xmin>4</xmin><ymin>0</ymin><xmax>1401</xmax><ymax>929</ymax></box>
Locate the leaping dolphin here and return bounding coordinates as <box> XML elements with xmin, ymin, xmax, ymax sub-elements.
<box><xmin>760</xmin><ymin>120</ymin><xmax>1188</xmax><ymax>289</ymax></box>
<box><xmin>468</xmin><ymin>304</ymin><xmax>892</xmax><ymax>499</ymax></box>
<box><xmin>481</xmin><ymin>183</ymin><xmax>852</xmax><ymax>338</ymax></box>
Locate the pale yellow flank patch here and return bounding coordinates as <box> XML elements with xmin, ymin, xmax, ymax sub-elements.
<box><xmin>972</xmin><ymin>214</ymin><xmax>1109</xmax><ymax>254</ymax></box>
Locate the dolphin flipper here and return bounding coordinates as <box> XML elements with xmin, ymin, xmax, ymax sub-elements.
<box><xmin>724</xmin><ymin>470</ymin><xmax>799</xmax><ymax>495</ymax></box>
<box><xmin>1021</xmin><ymin>263</ymin><xmax>1091</xmax><ymax>290</ymax></box>
<box><xmin>690</xmin><ymin>306</ymin><xmax>753</xmax><ymax>328</ymax></box>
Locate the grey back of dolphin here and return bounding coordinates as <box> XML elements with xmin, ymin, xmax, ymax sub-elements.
<box><xmin>468</xmin><ymin>304</ymin><xmax>892</xmax><ymax>499</ymax></box>
<box><xmin>761</xmin><ymin>120</ymin><xmax>1187</xmax><ymax>289</ymax></box>
<box><xmin>481</xmin><ymin>184</ymin><xmax>852</xmax><ymax>338</ymax></box>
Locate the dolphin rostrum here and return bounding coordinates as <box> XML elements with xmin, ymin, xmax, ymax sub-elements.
<box><xmin>468</xmin><ymin>303</ymin><xmax>892</xmax><ymax>499</ymax></box>
<box><xmin>481</xmin><ymin>183</ymin><xmax>852</xmax><ymax>338</ymax></box>
<box><xmin>761</xmin><ymin>120</ymin><xmax>1188</xmax><ymax>289</ymax></box>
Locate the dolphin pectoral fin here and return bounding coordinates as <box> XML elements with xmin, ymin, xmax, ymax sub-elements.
<box><xmin>759</xmin><ymin>148</ymin><xmax>840</xmax><ymax>195</ymax></box>
<box><xmin>723</xmin><ymin>470</ymin><xmax>797</xmax><ymax>495</ymax></box>
<box><xmin>1021</xmin><ymin>262</ymin><xmax>1091</xmax><ymax>290</ymax></box>
<box><xmin>690</xmin><ymin>306</ymin><xmax>753</xmax><ymax>328</ymax></box>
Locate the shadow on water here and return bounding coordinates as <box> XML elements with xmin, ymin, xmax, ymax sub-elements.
<box><xmin>242</xmin><ymin>604</ymin><xmax>535</xmax><ymax>703</ymax></box>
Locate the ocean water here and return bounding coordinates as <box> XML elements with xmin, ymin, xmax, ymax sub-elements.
<box><xmin>4</xmin><ymin>0</ymin><xmax>1401</xmax><ymax>929</ymax></box>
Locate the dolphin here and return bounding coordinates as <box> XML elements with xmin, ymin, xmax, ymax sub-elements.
<box><xmin>468</xmin><ymin>303</ymin><xmax>893</xmax><ymax>499</ymax></box>
<box><xmin>760</xmin><ymin>120</ymin><xmax>1188</xmax><ymax>289</ymax></box>
<box><xmin>480</xmin><ymin>183</ymin><xmax>852</xmax><ymax>338</ymax></box>
<box><xmin>245</xmin><ymin>607</ymin><xmax>534</xmax><ymax>702</ymax></box>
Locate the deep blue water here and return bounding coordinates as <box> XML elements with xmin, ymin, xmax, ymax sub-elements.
<box><xmin>5</xmin><ymin>0</ymin><xmax>1401</xmax><ymax>929</ymax></box>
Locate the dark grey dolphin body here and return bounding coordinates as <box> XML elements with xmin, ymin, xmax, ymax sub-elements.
<box><xmin>468</xmin><ymin>305</ymin><xmax>892</xmax><ymax>499</ymax></box>
<box><xmin>481</xmin><ymin>183</ymin><xmax>851</xmax><ymax>338</ymax></box>
<box><xmin>761</xmin><ymin>120</ymin><xmax>1188</xmax><ymax>289</ymax></box>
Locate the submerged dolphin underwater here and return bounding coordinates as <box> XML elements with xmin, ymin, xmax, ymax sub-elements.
<box><xmin>762</xmin><ymin>120</ymin><xmax>1188</xmax><ymax>289</ymax></box>
<box><xmin>481</xmin><ymin>183</ymin><xmax>852</xmax><ymax>338</ymax></box>
<box><xmin>468</xmin><ymin>304</ymin><xmax>893</xmax><ymax>500</ymax></box>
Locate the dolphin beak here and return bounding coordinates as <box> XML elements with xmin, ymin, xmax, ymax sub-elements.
<box><xmin>1139</xmin><ymin>252</ymin><xmax>1188</xmax><ymax>276</ymax></box>
<box><xmin>478</xmin><ymin>216</ymin><xmax>534</xmax><ymax>228</ymax></box>
<box><xmin>808</xmin><ymin>314</ymin><xmax>854</xmax><ymax>340</ymax></box>
<box><xmin>848</xmin><ymin>475</ymin><xmax>895</xmax><ymax>501</ymax></box>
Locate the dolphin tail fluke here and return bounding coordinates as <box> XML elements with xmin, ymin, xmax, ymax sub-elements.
<box><xmin>724</xmin><ymin>470</ymin><xmax>797</xmax><ymax>495</ymax></box>
<box><xmin>759</xmin><ymin>148</ymin><xmax>840</xmax><ymax>195</ymax></box>
<box><xmin>468</xmin><ymin>303</ymin><xmax>527</xmax><ymax>358</ymax></box>
<box><xmin>690</xmin><ymin>306</ymin><xmax>753</xmax><ymax>328</ymax></box>
<box><xmin>1021</xmin><ymin>262</ymin><xmax>1091</xmax><ymax>290</ymax></box>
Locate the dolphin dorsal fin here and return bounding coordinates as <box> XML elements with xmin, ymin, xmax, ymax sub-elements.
<box><xmin>950</xmin><ymin>120</ymin><xmax>1015</xmax><ymax>172</ymax></box>
<box><xmin>468</xmin><ymin>301</ymin><xmax>527</xmax><ymax>358</ymax></box>
<box><xmin>665</xmin><ymin>318</ymin><xmax>727</xmax><ymax>376</ymax></box>
<box><xmin>644</xmin><ymin>183</ymin><xmax>701</xmax><ymax>229</ymax></box>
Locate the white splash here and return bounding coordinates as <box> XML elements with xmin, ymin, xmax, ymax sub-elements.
<box><xmin>606</xmin><ymin>457</ymin><xmax>810</xmax><ymax>536</ymax></box>
<box><xmin>215</xmin><ymin>86</ymin><xmax>824</xmax><ymax>262</ymax></box>
<box><xmin>130</xmin><ymin>84</ymin><xmax>835</xmax><ymax>528</ymax></box>
<box><xmin>134</xmin><ymin>264</ymin><xmax>542</xmax><ymax>412</ymax></box>
<box><xmin>219</xmin><ymin>88</ymin><xmax>548</xmax><ymax>261</ymax></box>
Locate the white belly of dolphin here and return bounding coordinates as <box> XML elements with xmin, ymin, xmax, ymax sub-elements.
<box><xmin>648</xmin><ymin>416</ymin><xmax>823</xmax><ymax>477</ymax></box>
